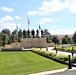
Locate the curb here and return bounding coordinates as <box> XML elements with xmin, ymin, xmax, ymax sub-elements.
<box><xmin>28</xmin><ymin>67</ymin><xmax>76</xmax><ymax>75</ymax></box>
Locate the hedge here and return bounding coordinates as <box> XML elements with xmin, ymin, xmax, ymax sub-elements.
<box><xmin>31</xmin><ymin>48</ymin><xmax>68</xmax><ymax>61</ymax></box>
<box><xmin>31</xmin><ymin>48</ymin><xmax>76</xmax><ymax>67</ymax></box>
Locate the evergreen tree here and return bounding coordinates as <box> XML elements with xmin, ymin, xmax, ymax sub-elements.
<box><xmin>31</xmin><ymin>29</ymin><xmax>35</xmax><ymax>38</ymax></box>
<box><xmin>18</xmin><ymin>29</ymin><xmax>23</xmax><ymax>42</ymax></box>
<box><xmin>52</xmin><ymin>35</ymin><xmax>59</xmax><ymax>44</ymax></box>
<box><xmin>36</xmin><ymin>29</ymin><xmax>39</xmax><ymax>38</ymax></box>
<box><xmin>72</xmin><ymin>31</ymin><xmax>76</xmax><ymax>43</ymax></box>
<box><xmin>62</xmin><ymin>35</ymin><xmax>69</xmax><ymax>44</ymax></box>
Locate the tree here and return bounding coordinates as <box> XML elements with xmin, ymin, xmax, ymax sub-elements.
<box><xmin>52</xmin><ymin>35</ymin><xmax>59</xmax><ymax>44</ymax></box>
<box><xmin>23</xmin><ymin>30</ymin><xmax>28</xmax><ymax>38</ymax></box>
<box><xmin>27</xmin><ymin>29</ymin><xmax>30</xmax><ymax>38</ymax></box>
<box><xmin>2</xmin><ymin>29</ymin><xmax>11</xmax><ymax>37</ymax></box>
<box><xmin>72</xmin><ymin>31</ymin><xmax>76</xmax><ymax>43</ymax></box>
<box><xmin>12</xmin><ymin>29</ymin><xmax>17</xmax><ymax>35</ymax></box>
<box><xmin>62</xmin><ymin>35</ymin><xmax>69</xmax><ymax>44</ymax></box>
<box><xmin>43</xmin><ymin>29</ymin><xmax>51</xmax><ymax>37</ymax></box>
<box><xmin>47</xmin><ymin>35</ymin><xmax>52</xmax><ymax>43</ymax></box>
<box><xmin>18</xmin><ymin>29</ymin><xmax>23</xmax><ymax>38</ymax></box>
<box><xmin>9</xmin><ymin>34</ymin><xmax>17</xmax><ymax>43</ymax></box>
<box><xmin>18</xmin><ymin>29</ymin><xmax>23</xmax><ymax>42</ymax></box>
<box><xmin>41</xmin><ymin>29</ymin><xmax>44</xmax><ymax>37</ymax></box>
<box><xmin>0</xmin><ymin>33</ymin><xmax>3</xmax><ymax>46</ymax></box>
<box><xmin>0</xmin><ymin>33</ymin><xmax>9</xmax><ymax>46</ymax></box>
<box><xmin>36</xmin><ymin>29</ymin><xmax>39</xmax><ymax>37</ymax></box>
<box><xmin>31</xmin><ymin>29</ymin><xmax>35</xmax><ymax>38</ymax></box>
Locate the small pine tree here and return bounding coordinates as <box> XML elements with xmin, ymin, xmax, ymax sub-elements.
<box><xmin>72</xmin><ymin>31</ymin><xmax>76</xmax><ymax>43</ymax></box>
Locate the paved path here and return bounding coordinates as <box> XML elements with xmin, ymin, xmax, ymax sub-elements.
<box><xmin>48</xmin><ymin>47</ymin><xmax>76</xmax><ymax>56</ymax></box>
<box><xmin>48</xmin><ymin>69</ymin><xmax>76</xmax><ymax>75</ymax></box>
<box><xmin>29</xmin><ymin>67</ymin><xmax>76</xmax><ymax>75</ymax></box>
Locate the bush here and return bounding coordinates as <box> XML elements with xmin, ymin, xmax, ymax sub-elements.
<box><xmin>32</xmin><ymin>48</ymin><xmax>68</xmax><ymax>62</ymax></box>
<box><xmin>72</xmin><ymin>56</ymin><xmax>76</xmax><ymax>63</ymax></box>
<box><xmin>57</xmin><ymin>54</ymin><xmax>68</xmax><ymax>61</ymax></box>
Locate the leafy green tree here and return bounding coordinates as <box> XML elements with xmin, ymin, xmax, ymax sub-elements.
<box><xmin>43</xmin><ymin>29</ymin><xmax>51</xmax><ymax>38</ymax></box>
<box><xmin>1</xmin><ymin>33</ymin><xmax>9</xmax><ymax>46</ymax></box>
<box><xmin>0</xmin><ymin>33</ymin><xmax>3</xmax><ymax>46</ymax></box>
<box><xmin>2</xmin><ymin>29</ymin><xmax>11</xmax><ymax>37</ymax></box>
<box><xmin>9</xmin><ymin>34</ymin><xmax>17</xmax><ymax>43</ymax></box>
<box><xmin>18</xmin><ymin>29</ymin><xmax>23</xmax><ymax>42</ymax></box>
<box><xmin>12</xmin><ymin>29</ymin><xmax>17</xmax><ymax>34</ymax></box>
<box><xmin>31</xmin><ymin>29</ymin><xmax>35</xmax><ymax>38</ymax></box>
<box><xmin>41</xmin><ymin>29</ymin><xmax>44</xmax><ymax>37</ymax></box>
<box><xmin>52</xmin><ymin>35</ymin><xmax>59</xmax><ymax>44</ymax></box>
<box><xmin>23</xmin><ymin>30</ymin><xmax>26</xmax><ymax>38</ymax></box>
<box><xmin>18</xmin><ymin>29</ymin><xmax>23</xmax><ymax>38</ymax></box>
<box><xmin>36</xmin><ymin>29</ymin><xmax>39</xmax><ymax>38</ymax></box>
<box><xmin>62</xmin><ymin>35</ymin><xmax>69</xmax><ymax>44</ymax></box>
<box><xmin>47</xmin><ymin>35</ymin><xmax>52</xmax><ymax>43</ymax></box>
<box><xmin>27</xmin><ymin>29</ymin><xmax>30</xmax><ymax>38</ymax></box>
<box><xmin>72</xmin><ymin>31</ymin><xmax>76</xmax><ymax>43</ymax></box>
<box><xmin>23</xmin><ymin>30</ymin><xmax>28</xmax><ymax>38</ymax></box>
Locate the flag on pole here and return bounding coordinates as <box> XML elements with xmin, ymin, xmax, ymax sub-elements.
<box><xmin>16</xmin><ymin>23</ymin><xmax>18</xmax><ymax>30</ymax></box>
<box><xmin>28</xmin><ymin>18</ymin><xmax>30</xmax><ymax>30</ymax></box>
<box><xmin>16</xmin><ymin>23</ymin><xmax>18</xmax><ymax>42</ymax></box>
<box><xmin>39</xmin><ymin>24</ymin><xmax>41</xmax><ymax>29</ymax></box>
<box><xmin>28</xmin><ymin>18</ymin><xmax>30</xmax><ymax>25</ymax></box>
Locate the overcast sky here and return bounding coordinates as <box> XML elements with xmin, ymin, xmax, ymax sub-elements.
<box><xmin>0</xmin><ymin>0</ymin><xmax>76</xmax><ymax>34</ymax></box>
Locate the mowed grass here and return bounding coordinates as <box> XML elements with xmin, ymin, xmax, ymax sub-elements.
<box><xmin>0</xmin><ymin>51</ymin><xmax>67</xmax><ymax>75</ymax></box>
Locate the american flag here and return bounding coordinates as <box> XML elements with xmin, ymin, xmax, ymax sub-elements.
<box><xmin>39</xmin><ymin>25</ymin><xmax>41</xmax><ymax>29</ymax></box>
<box><xmin>16</xmin><ymin>23</ymin><xmax>18</xmax><ymax>30</ymax></box>
<box><xmin>28</xmin><ymin>18</ymin><xmax>30</xmax><ymax>25</ymax></box>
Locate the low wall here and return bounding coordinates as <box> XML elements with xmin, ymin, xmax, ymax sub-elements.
<box><xmin>5</xmin><ymin>43</ymin><xmax>21</xmax><ymax>49</ymax></box>
<box><xmin>20</xmin><ymin>38</ymin><xmax>47</xmax><ymax>48</ymax></box>
<box><xmin>47</xmin><ymin>43</ymin><xmax>54</xmax><ymax>47</ymax></box>
<box><xmin>4</xmin><ymin>38</ymin><xmax>54</xmax><ymax>49</ymax></box>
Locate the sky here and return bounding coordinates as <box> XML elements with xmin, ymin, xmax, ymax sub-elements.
<box><xmin>0</xmin><ymin>0</ymin><xmax>76</xmax><ymax>35</ymax></box>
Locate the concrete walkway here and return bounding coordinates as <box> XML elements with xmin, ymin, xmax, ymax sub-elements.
<box><xmin>48</xmin><ymin>47</ymin><xmax>76</xmax><ymax>56</ymax></box>
<box><xmin>29</xmin><ymin>67</ymin><xmax>76</xmax><ymax>75</ymax></box>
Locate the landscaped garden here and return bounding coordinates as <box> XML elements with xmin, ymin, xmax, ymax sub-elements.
<box><xmin>55</xmin><ymin>44</ymin><xmax>76</xmax><ymax>51</ymax></box>
<box><xmin>0</xmin><ymin>51</ymin><xmax>67</xmax><ymax>75</ymax></box>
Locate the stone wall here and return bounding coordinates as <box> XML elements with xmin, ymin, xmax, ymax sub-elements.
<box><xmin>5</xmin><ymin>43</ymin><xmax>21</xmax><ymax>49</ymax></box>
<box><xmin>47</xmin><ymin>43</ymin><xmax>54</xmax><ymax>47</ymax></box>
<box><xmin>5</xmin><ymin>38</ymin><xmax>54</xmax><ymax>49</ymax></box>
<box><xmin>20</xmin><ymin>38</ymin><xmax>47</xmax><ymax>48</ymax></box>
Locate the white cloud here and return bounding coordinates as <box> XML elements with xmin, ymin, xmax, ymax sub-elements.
<box><xmin>37</xmin><ymin>18</ymin><xmax>54</xmax><ymax>24</ymax></box>
<box><xmin>69</xmin><ymin>2</ymin><xmax>76</xmax><ymax>13</ymax></box>
<box><xmin>0</xmin><ymin>16</ymin><xmax>21</xmax><ymax>30</ymax></box>
<box><xmin>28</xmin><ymin>0</ymin><xmax>76</xmax><ymax>16</ymax></box>
<box><xmin>0</xmin><ymin>16</ymin><xmax>13</xmax><ymax>23</ymax></box>
<box><xmin>0</xmin><ymin>6</ymin><xmax>14</xmax><ymax>12</ymax></box>
<box><xmin>38</xmin><ymin>0</ymin><xmax>68</xmax><ymax>14</ymax></box>
<box><xmin>15</xmin><ymin>16</ymin><xmax>21</xmax><ymax>19</ymax></box>
<box><xmin>28</xmin><ymin>11</ymin><xmax>43</xmax><ymax>16</ymax></box>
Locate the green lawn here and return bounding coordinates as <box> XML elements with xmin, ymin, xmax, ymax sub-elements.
<box><xmin>0</xmin><ymin>51</ymin><xmax>67</xmax><ymax>75</ymax></box>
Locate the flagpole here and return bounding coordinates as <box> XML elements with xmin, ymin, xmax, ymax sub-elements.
<box><xmin>28</xmin><ymin>17</ymin><xmax>30</xmax><ymax>30</ymax></box>
<box><xmin>39</xmin><ymin>23</ymin><xmax>41</xmax><ymax>38</ymax></box>
<box><xmin>16</xmin><ymin>23</ymin><xmax>18</xmax><ymax>43</ymax></box>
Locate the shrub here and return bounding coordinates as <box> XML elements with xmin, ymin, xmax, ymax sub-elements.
<box><xmin>72</xmin><ymin>56</ymin><xmax>76</xmax><ymax>63</ymax></box>
<box><xmin>57</xmin><ymin>54</ymin><xmax>68</xmax><ymax>61</ymax></box>
<box><xmin>32</xmin><ymin>48</ymin><xmax>68</xmax><ymax>62</ymax></box>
